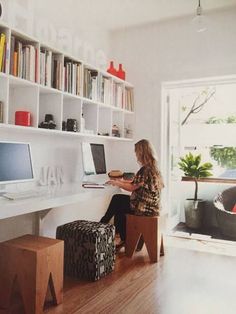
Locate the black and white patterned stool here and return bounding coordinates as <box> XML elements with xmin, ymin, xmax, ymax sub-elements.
<box><xmin>56</xmin><ymin>220</ymin><xmax>115</xmax><ymax>281</ymax></box>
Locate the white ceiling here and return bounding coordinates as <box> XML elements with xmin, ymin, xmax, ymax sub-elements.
<box><xmin>38</xmin><ymin>0</ymin><xmax>236</xmax><ymax>30</ymax></box>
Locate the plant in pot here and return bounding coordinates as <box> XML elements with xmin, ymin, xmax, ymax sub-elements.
<box><xmin>178</xmin><ymin>152</ymin><xmax>213</xmax><ymax>229</ymax></box>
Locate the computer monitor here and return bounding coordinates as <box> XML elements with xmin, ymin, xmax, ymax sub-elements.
<box><xmin>90</xmin><ymin>143</ymin><xmax>106</xmax><ymax>174</ymax></box>
<box><xmin>0</xmin><ymin>142</ymin><xmax>34</xmax><ymax>185</ymax></box>
<box><xmin>81</xmin><ymin>142</ymin><xmax>96</xmax><ymax>175</ymax></box>
<box><xmin>82</xmin><ymin>143</ymin><xmax>106</xmax><ymax>175</ymax></box>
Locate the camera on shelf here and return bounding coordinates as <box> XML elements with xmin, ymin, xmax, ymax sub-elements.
<box><xmin>39</xmin><ymin>114</ymin><xmax>56</xmax><ymax>129</ymax></box>
<box><xmin>66</xmin><ymin>118</ymin><xmax>78</xmax><ymax>132</ymax></box>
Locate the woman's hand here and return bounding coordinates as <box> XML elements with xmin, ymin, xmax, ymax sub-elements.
<box><xmin>105</xmin><ymin>179</ymin><xmax>121</xmax><ymax>187</ymax></box>
<box><xmin>105</xmin><ymin>179</ymin><xmax>143</xmax><ymax>192</ymax></box>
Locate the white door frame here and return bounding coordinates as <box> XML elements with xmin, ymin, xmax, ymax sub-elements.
<box><xmin>160</xmin><ymin>74</ymin><xmax>236</xmax><ymax>229</ymax></box>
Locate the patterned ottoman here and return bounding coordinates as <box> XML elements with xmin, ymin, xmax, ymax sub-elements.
<box><xmin>56</xmin><ymin>220</ymin><xmax>115</xmax><ymax>281</ymax></box>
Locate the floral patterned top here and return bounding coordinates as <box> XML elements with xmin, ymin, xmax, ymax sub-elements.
<box><xmin>130</xmin><ymin>166</ymin><xmax>162</xmax><ymax>216</ymax></box>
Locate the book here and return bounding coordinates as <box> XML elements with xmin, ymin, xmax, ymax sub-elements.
<box><xmin>0</xmin><ymin>33</ymin><xmax>6</xmax><ymax>72</ymax></box>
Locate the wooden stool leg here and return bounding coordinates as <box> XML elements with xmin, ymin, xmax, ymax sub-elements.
<box><xmin>0</xmin><ymin>273</ymin><xmax>15</xmax><ymax>309</ymax></box>
<box><xmin>144</xmin><ymin>231</ymin><xmax>158</xmax><ymax>263</ymax></box>
<box><xmin>126</xmin><ymin>215</ymin><xmax>141</xmax><ymax>257</ymax></box>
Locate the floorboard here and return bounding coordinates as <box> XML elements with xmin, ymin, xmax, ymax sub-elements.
<box><xmin>2</xmin><ymin>237</ymin><xmax>236</xmax><ymax>314</ymax></box>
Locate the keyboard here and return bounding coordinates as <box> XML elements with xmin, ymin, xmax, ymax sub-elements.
<box><xmin>3</xmin><ymin>190</ymin><xmax>46</xmax><ymax>200</ymax></box>
<box><xmin>82</xmin><ymin>183</ymin><xmax>105</xmax><ymax>189</ymax></box>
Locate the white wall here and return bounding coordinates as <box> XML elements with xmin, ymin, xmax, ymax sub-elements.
<box><xmin>109</xmin><ymin>8</ymin><xmax>236</xmax><ymax>223</ymax></box>
<box><xmin>109</xmin><ymin>8</ymin><xmax>236</xmax><ymax>158</ymax></box>
<box><xmin>0</xmin><ymin>0</ymin><xmax>110</xmax><ymax>68</ymax></box>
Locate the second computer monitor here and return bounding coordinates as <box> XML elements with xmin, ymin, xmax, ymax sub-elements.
<box><xmin>90</xmin><ymin>143</ymin><xmax>106</xmax><ymax>175</ymax></box>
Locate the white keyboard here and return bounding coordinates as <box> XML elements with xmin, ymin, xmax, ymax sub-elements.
<box><xmin>3</xmin><ymin>190</ymin><xmax>46</xmax><ymax>200</ymax></box>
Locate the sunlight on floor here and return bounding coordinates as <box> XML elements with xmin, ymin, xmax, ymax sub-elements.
<box><xmin>165</xmin><ymin>234</ymin><xmax>236</xmax><ymax>257</ymax></box>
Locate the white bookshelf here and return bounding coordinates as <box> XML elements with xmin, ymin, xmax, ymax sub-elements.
<box><xmin>0</xmin><ymin>22</ymin><xmax>135</xmax><ymax>140</ymax></box>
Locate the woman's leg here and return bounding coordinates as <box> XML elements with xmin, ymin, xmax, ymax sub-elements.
<box><xmin>100</xmin><ymin>194</ymin><xmax>130</xmax><ymax>223</ymax></box>
<box><xmin>114</xmin><ymin>205</ymin><xmax>132</xmax><ymax>242</ymax></box>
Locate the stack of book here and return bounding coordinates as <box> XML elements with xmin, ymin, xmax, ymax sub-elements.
<box><xmin>51</xmin><ymin>55</ymin><xmax>63</xmax><ymax>90</ymax></box>
<box><xmin>100</xmin><ymin>76</ymin><xmax>111</xmax><ymax>105</ymax></box>
<box><xmin>124</xmin><ymin>88</ymin><xmax>134</xmax><ymax>111</ymax></box>
<box><xmin>10</xmin><ymin>36</ymin><xmax>37</xmax><ymax>82</ymax></box>
<box><xmin>64</xmin><ymin>59</ymin><xmax>82</xmax><ymax>95</ymax></box>
<box><xmin>112</xmin><ymin>82</ymin><xmax>123</xmax><ymax>108</ymax></box>
<box><xmin>0</xmin><ymin>32</ymin><xmax>7</xmax><ymax>73</ymax></box>
<box><xmin>40</xmin><ymin>49</ymin><xmax>52</xmax><ymax>87</ymax></box>
<box><xmin>83</xmin><ymin>68</ymin><xmax>98</xmax><ymax>101</ymax></box>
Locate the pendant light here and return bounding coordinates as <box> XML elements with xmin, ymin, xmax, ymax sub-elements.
<box><xmin>192</xmin><ymin>0</ymin><xmax>207</xmax><ymax>33</ymax></box>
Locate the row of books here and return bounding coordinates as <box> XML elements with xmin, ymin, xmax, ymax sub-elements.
<box><xmin>112</xmin><ymin>83</ymin><xmax>123</xmax><ymax>108</ymax></box>
<box><xmin>124</xmin><ymin>88</ymin><xmax>134</xmax><ymax>111</ymax></box>
<box><xmin>100</xmin><ymin>76</ymin><xmax>112</xmax><ymax>105</ymax></box>
<box><xmin>2</xmin><ymin>36</ymin><xmax>134</xmax><ymax>109</ymax></box>
<box><xmin>64</xmin><ymin>60</ymin><xmax>82</xmax><ymax>95</ymax></box>
<box><xmin>0</xmin><ymin>33</ymin><xmax>7</xmax><ymax>73</ymax></box>
<box><xmin>83</xmin><ymin>69</ymin><xmax>98</xmax><ymax>101</ymax></box>
<box><xmin>10</xmin><ymin>36</ymin><xmax>37</xmax><ymax>82</ymax></box>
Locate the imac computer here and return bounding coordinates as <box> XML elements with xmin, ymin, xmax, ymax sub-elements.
<box><xmin>81</xmin><ymin>143</ymin><xmax>107</xmax><ymax>187</ymax></box>
<box><xmin>90</xmin><ymin>143</ymin><xmax>106</xmax><ymax>175</ymax></box>
<box><xmin>0</xmin><ymin>142</ymin><xmax>34</xmax><ymax>195</ymax></box>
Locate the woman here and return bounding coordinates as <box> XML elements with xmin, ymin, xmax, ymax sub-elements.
<box><xmin>100</xmin><ymin>139</ymin><xmax>164</xmax><ymax>249</ymax></box>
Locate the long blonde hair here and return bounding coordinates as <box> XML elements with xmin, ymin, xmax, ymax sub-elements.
<box><xmin>135</xmin><ymin>139</ymin><xmax>164</xmax><ymax>188</ymax></box>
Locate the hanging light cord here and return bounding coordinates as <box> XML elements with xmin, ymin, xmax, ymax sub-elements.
<box><xmin>196</xmin><ymin>0</ymin><xmax>202</xmax><ymax>16</ymax></box>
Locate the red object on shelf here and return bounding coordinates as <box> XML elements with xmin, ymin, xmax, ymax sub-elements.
<box><xmin>107</xmin><ymin>61</ymin><xmax>117</xmax><ymax>76</ymax></box>
<box><xmin>117</xmin><ymin>64</ymin><xmax>126</xmax><ymax>80</ymax></box>
<box><xmin>15</xmin><ymin>111</ymin><xmax>31</xmax><ymax>126</ymax></box>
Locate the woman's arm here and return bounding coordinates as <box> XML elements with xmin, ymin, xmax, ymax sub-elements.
<box><xmin>106</xmin><ymin>179</ymin><xmax>143</xmax><ymax>192</ymax></box>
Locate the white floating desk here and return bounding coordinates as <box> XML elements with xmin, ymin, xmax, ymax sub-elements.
<box><xmin>0</xmin><ymin>183</ymin><xmax>116</xmax><ymax>221</ymax></box>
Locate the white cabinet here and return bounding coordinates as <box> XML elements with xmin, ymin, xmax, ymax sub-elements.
<box><xmin>0</xmin><ymin>22</ymin><xmax>135</xmax><ymax>141</ymax></box>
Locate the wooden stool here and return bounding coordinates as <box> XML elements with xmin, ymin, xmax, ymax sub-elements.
<box><xmin>0</xmin><ymin>234</ymin><xmax>64</xmax><ymax>314</ymax></box>
<box><xmin>125</xmin><ymin>214</ymin><xmax>164</xmax><ymax>262</ymax></box>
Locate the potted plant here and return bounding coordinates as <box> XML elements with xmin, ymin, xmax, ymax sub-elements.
<box><xmin>178</xmin><ymin>152</ymin><xmax>213</xmax><ymax>229</ymax></box>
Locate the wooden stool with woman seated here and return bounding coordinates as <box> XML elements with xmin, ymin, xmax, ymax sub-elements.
<box><xmin>125</xmin><ymin>214</ymin><xmax>165</xmax><ymax>262</ymax></box>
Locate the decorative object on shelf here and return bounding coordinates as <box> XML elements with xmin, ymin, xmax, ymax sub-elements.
<box><xmin>117</xmin><ymin>64</ymin><xmax>126</xmax><ymax>80</ymax></box>
<box><xmin>38</xmin><ymin>113</ymin><xmax>56</xmax><ymax>129</ymax></box>
<box><xmin>107</xmin><ymin>61</ymin><xmax>117</xmax><ymax>76</ymax></box>
<box><xmin>15</xmin><ymin>111</ymin><xmax>31</xmax><ymax>126</ymax></box>
<box><xmin>192</xmin><ymin>0</ymin><xmax>207</xmax><ymax>33</ymax></box>
<box><xmin>62</xmin><ymin>120</ymin><xmax>66</xmax><ymax>131</ymax></box>
<box><xmin>80</xmin><ymin>113</ymin><xmax>85</xmax><ymax>132</ymax></box>
<box><xmin>98</xmin><ymin>132</ymin><xmax>109</xmax><ymax>136</ymax></box>
<box><xmin>125</xmin><ymin>125</ymin><xmax>133</xmax><ymax>138</ymax></box>
<box><xmin>112</xmin><ymin>124</ymin><xmax>120</xmax><ymax>137</ymax></box>
<box><xmin>178</xmin><ymin>152</ymin><xmax>213</xmax><ymax>229</ymax></box>
<box><xmin>66</xmin><ymin>118</ymin><xmax>78</xmax><ymax>132</ymax></box>
<box><xmin>0</xmin><ymin>101</ymin><xmax>3</xmax><ymax>123</ymax></box>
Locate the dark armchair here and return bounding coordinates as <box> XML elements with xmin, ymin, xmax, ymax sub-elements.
<box><xmin>213</xmin><ymin>186</ymin><xmax>236</xmax><ymax>240</ymax></box>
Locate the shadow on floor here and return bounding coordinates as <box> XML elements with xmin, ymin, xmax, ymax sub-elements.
<box><xmin>172</xmin><ymin>222</ymin><xmax>236</xmax><ymax>242</ymax></box>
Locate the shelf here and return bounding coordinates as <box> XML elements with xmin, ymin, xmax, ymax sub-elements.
<box><xmin>181</xmin><ymin>176</ymin><xmax>236</xmax><ymax>184</ymax></box>
<box><xmin>0</xmin><ymin>123</ymin><xmax>133</xmax><ymax>141</ymax></box>
<box><xmin>0</xmin><ymin>21</ymin><xmax>135</xmax><ymax>142</ymax></box>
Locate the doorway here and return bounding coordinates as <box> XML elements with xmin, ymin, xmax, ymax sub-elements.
<box><xmin>161</xmin><ymin>75</ymin><xmax>236</xmax><ymax>242</ymax></box>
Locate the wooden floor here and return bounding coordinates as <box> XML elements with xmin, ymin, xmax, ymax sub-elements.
<box><xmin>2</xmin><ymin>237</ymin><xmax>236</xmax><ymax>314</ymax></box>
